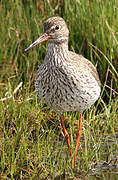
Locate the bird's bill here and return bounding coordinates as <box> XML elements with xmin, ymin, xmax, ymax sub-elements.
<box><xmin>23</xmin><ymin>33</ymin><xmax>50</xmax><ymax>53</ymax></box>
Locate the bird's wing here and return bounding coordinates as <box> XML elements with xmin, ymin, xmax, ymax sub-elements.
<box><xmin>69</xmin><ymin>51</ymin><xmax>101</xmax><ymax>87</ymax></box>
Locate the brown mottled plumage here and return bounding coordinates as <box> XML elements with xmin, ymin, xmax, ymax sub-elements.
<box><xmin>23</xmin><ymin>17</ymin><xmax>101</xmax><ymax>168</ymax></box>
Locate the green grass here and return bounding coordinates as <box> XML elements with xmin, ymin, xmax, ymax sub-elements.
<box><xmin>0</xmin><ymin>0</ymin><xmax>118</xmax><ymax>179</ymax></box>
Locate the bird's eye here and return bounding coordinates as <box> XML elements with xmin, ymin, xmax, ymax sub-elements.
<box><xmin>55</xmin><ymin>25</ymin><xmax>60</xmax><ymax>30</ymax></box>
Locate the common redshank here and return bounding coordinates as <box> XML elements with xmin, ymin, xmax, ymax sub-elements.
<box><xmin>23</xmin><ymin>17</ymin><xmax>101</xmax><ymax>168</ymax></box>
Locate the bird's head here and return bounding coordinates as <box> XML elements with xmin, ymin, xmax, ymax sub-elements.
<box><xmin>23</xmin><ymin>17</ymin><xmax>69</xmax><ymax>53</ymax></box>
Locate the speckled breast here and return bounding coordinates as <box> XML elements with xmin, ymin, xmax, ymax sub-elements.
<box><xmin>35</xmin><ymin>62</ymin><xmax>101</xmax><ymax>113</ymax></box>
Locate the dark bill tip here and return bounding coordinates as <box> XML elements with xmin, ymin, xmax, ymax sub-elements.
<box><xmin>23</xmin><ymin>33</ymin><xmax>50</xmax><ymax>54</ymax></box>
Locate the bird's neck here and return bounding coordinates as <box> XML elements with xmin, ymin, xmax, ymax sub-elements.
<box><xmin>45</xmin><ymin>41</ymin><xmax>69</xmax><ymax>65</ymax></box>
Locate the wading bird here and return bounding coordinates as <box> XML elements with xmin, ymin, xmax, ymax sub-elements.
<box><xmin>23</xmin><ymin>17</ymin><xmax>101</xmax><ymax>168</ymax></box>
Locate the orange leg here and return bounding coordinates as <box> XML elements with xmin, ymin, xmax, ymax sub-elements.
<box><xmin>72</xmin><ymin>114</ymin><xmax>82</xmax><ymax>168</ymax></box>
<box><xmin>60</xmin><ymin>116</ymin><xmax>72</xmax><ymax>156</ymax></box>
